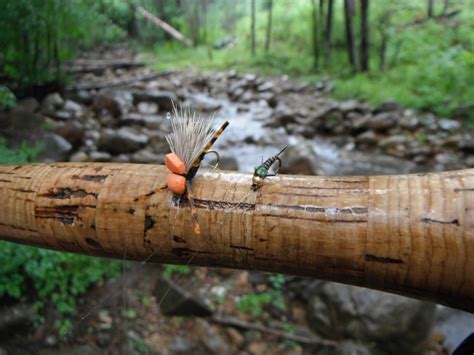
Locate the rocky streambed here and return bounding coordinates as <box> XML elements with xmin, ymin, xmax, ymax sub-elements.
<box><xmin>1</xmin><ymin>48</ymin><xmax>474</xmax><ymax>354</ymax></box>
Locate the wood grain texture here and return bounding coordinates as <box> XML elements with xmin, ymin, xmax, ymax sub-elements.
<box><xmin>0</xmin><ymin>163</ymin><xmax>473</xmax><ymax>312</ymax></box>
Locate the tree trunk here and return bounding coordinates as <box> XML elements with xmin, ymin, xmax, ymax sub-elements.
<box><xmin>311</xmin><ymin>0</ymin><xmax>319</xmax><ymax>70</ymax></box>
<box><xmin>265</xmin><ymin>0</ymin><xmax>273</xmax><ymax>53</ymax></box>
<box><xmin>323</xmin><ymin>0</ymin><xmax>334</xmax><ymax>67</ymax></box>
<box><xmin>1</xmin><ymin>163</ymin><xmax>473</xmax><ymax>313</ymax></box>
<box><xmin>360</xmin><ymin>0</ymin><xmax>370</xmax><ymax>71</ymax></box>
<box><xmin>128</xmin><ymin>3</ymin><xmax>139</xmax><ymax>38</ymax></box>
<box><xmin>251</xmin><ymin>0</ymin><xmax>256</xmax><ymax>56</ymax></box>
<box><xmin>428</xmin><ymin>0</ymin><xmax>435</xmax><ymax>17</ymax></box>
<box><xmin>343</xmin><ymin>0</ymin><xmax>357</xmax><ymax>71</ymax></box>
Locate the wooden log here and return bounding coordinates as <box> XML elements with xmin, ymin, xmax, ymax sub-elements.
<box><xmin>0</xmin><ymin>163</ymin><xmax>473</xmax><ymax>312</ymax></box>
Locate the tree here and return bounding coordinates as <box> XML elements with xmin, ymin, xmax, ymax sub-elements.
<box><xmin>264</xmin><ymin>0</ymin><xmax>273</xmax><ymax>53</ymax></box>
<box><xmin>323</xmin><ymin>0</ymin><xmax>334</xmax><ymax>66</ymax></box>
<box><xmin>343</xmin><ymin>0</ymin><xmax>357</xmax><ymax>71</ymax></box>
<box><xmin>428</xmin><ymin>0</ymin><xmax>435</xmax><ymax>17</ymax></box>
<box><xmin>360</xmin><ymin>0</ymin><xmax>370</xmax><ymax>71</ymax></box>
<box><xmin>251</xmin><ymin>0</ymin><xmax>256</xmax><ymax>56</ymax></box>
<box><xmin>310</xmin><ymin>0</ymin><xmax>320</xmax><ymax>69</ymax></box>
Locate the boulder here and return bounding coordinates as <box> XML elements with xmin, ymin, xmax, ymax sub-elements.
<box><xmin>41</xmin><ymin>92</ymin><xmax>64</xmax><ymax>115</ymax></box>
<box><xmin>137</xmin><ymin>101</ymin><xmax>159</xmax><ymax>115</ymax></box>
<box><xmin>55</xmin><ymin>121</ymin><xmax>85</xmax><ymax>148</ymax></box>
<box><xmin>38</xmin><ymin>133</ymin><xmax>72</xmax><ymax>162</ymax></box>
<box><xmin>155</xmin><ymin>277</ymin><xmax>213</xmax><ymax>317</ymax></box>
<box><xmin>355</xmin><ymin>131</ymin><xmax>378</xmax><ymax>146</ymax></box>
<box><xmin>438</xmin><ymin>118</ymin><xmax>461</xmax><ymax>131</ymax></box>
<box><xmin>367</xmin><ymin>112</ymin><xmax>399</xmax><ymax>132</ymax></box>
<box><xmin>133</xmin><ymin>90</ymin><xmax>177</xmax><ymax>111</ymax></box>
<box><xmin>307</xmin><ymin>282</ymin><xmax>436</xmax><ymax>354</ymax></box>
<box><xmin>373</xmin><ymin>100</ymin><xmax>402</xmax><ymax>114</ymax></box>
<box><xmin>97</xmin><ymin>127</ymin><xmax>149</xmax><ymax>155</ymax></box>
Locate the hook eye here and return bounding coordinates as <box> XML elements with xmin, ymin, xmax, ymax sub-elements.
<box><xmin>204</xmin><ymin>150</ymin><xmax>220</xmax><ymax>172</ymax></box>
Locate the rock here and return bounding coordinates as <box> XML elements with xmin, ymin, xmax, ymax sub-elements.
<box><xmin>38</xmin><ymin>133</ymin><xmax>72</xmax><ymax>161</ymax></box>
<box><xmin>133</xmin><ymin>90</ymin><xmax>177</xmax><ymax>111</ymax></box>
<box><xmin>112</xmin><ymin>154</ymin><xmax>130</xmax><ymax>163</ymax></box>
<box><xmin>69</xmin><ymin>151</ymin><xmax>89</xmax><ymax>162</ymax></box>
<box><xmin>438</xmin><ymin>118</ymin><xmax>461</xmax><ymax>131</ymax></box>
<box><xmin>279</xmin><ymin>145</ymin><xmax>317</xmax><ymax>175</ymax></box>
<box><xmin>55</xmin><ymin>121</ymin><xmax>85</xmax><ymax>148</ymax></box>
<box><xmin>169</xmin><ymin>336</ymin><xmax>195</xmax><ymax>354</ymax></box>
<box><xmin>98</xmin><ymin>127</ymin><xmax>149</xmax><ymax>155</ymax></box>
<box><xmin>350</xmin><ymin>114</ymin><xmax>372</xmax><ymax>133</ymax></box>
<box><xmin>41</xmin><ymin>92</ymin><xmax>64</xmax><ymax>115</ymax></box>
<box><xmin>218</xmin><ymin>156</ymin><xmax>239</xmax><ymax>171</ymax></box>
<box><xmin>92</xmin><ymin>91</ymin><xmax>133</xmax><ymax>118</ymax></box>
<box><xmin>453</xmin><ymin>104</ymin><xmax>474</xmax><ymax>120</ymax></box>
<box><xmin>131</xmin><ymin>149</ymin><xmax>161</xmax><ymax>163</ymax></box>
<box><xmin>155</xmin><ymin>277</ymin><xmax>213</xmax><ymax>317</ymax></box>
<box><xmin>466</xmin><ymin>155</ymin><xmax>474</xmax><ymax>167</ymax></box>
<box><xmin>189</xmin><ymin>94</ymin><xmax>222</xmax><ymax>112</ymax></box>
<box><xmin>137</xmin><ymin>101</ymin><xmax>159</xmax><ymax>115</ymax></box>
<box><xmin>38</xmin><ymin>345</ymin><xmax>103</xmax><ymax>355</ymax></box>
<box><xmin>459</xmin><ymin>136</ymin><xmax>474</xmax><ymax>153</ymax></box>
<box><xmin>121</xmin><ymin>113</ymin><xmax>162</xmax><ymax>129</ymax></box>
<box><xmin>355</xmin><ymin>130</ymin><xmax>378</xmax><ymax>146</ymax></box>
<box><xmin>399</xmin><ymin>116</ymin><xmax>420</xmax><ymax>131</ymax></box>
<box><xmin>318</xmin><ymin>340</ymin><xmax>372</xmax><ymax>355</ymax></box>
<box><xmin>49</xmin><ymin>109</ymin><xmax>73</xmax><ymax>121</ymax></box>
<box><xmin>257</xmin><ymin>81</ymin><xmax>274</xmax><ymax>92</ymax></box>
<box><xmin>367</xmin><ymin>112</ymin><xmax>398</xmax><ymax>132</ymax></box>
<box><xmin>322</xmin><ymin>109</ymin><xmax>345</xmax><ymax>133</ymax></box>
<box><xmin>63</xmin><ymin>100</ymin><xmax>84</xmax><ymax>118</ymax></box>
<box><xmin>16</xmin><ymin>97</ymin><xmax>39</xmax><ymax>113</ymax></box>
<box><xmin>193</xmin><ymin>318</ymin><xmax>230</xmax><ymax>354</ymax></box>
<box><xmin>89</xmin><ymin>151</ymin><xmax>112</xmax><ymax>162</ymax></box>
<box><xmin>339</xmin><ymin>100</ymin><xmax>368</xmax><ymax>114</ymax></box>
<box><xmin>307</xmin><ymin>282</ymin><xmax>436</xmax><ymax>353</ymax></box>
<box><xmin>269</xmin><ymin>106</ymin><xmax>298</xmax><ymax>127</ymax></box>
<box><xmin>379</xmin><ymin>135</ymin><xmax>410</xmax><ymax>149</ymax></box>
<box><xmin>0</xmin><ymin>304</ymin><xmax>35</xmax><ymax>333</ymax></box>
<box><xmin>373</xmin><ymin>100</ymin><xmax>402</xmax><ymax>114</ymax></box>
<box><xmin>73</xmin><ymin>90</ymin><xmax>93</xmax><ymax>105</ymax></box>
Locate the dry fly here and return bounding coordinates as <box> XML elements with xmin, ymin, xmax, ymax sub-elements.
<box><xmin>164</xmin><ymin>103</ymin><xmax>229</xmax><ymax>234</ymax></box>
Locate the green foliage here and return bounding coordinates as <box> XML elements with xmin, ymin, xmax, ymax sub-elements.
<box><xmin>0</xmin><ymin>241</ymin><xmax>119</xmax><ymax>335</ymax></box>
<box><xmin>236</xmin><ymin>292</ymin><xmax>273</xmax><ymax>317</ymax></box>
<box><xmin>0</xmin><ymin>85</ymin><xmax>16</xmax><ymax>109</ymax></box>
<box><xmin>0</xmin><ymin>137</ymin><xmax>42</xmax><ymax>164</ymax></box>
<box><xmin>162</xmin><ymin>264</ymin><xmax>192</xmax><ymax>278</ymax></box>
<box><xmin>0</xmin><ymin>0</ymin><xmax>125</xmax><ymax>86</ymax></box>
<box><xmin>236</xmin><ymin>273</ymin><xmax>286</xmax><ymax>317</ymax></box>
<box><xmin>148</xmin><ymin>0</ymin><xmax>473</xmax><ymax>121</ymax></box>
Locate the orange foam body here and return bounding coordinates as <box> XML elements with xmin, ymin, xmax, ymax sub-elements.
<box><xmin>165</xmin><ymin>153</ymin><xmax>186</xmax><ymax>175</ymax></box>
<box><xmin>166</xmin><ymin>173</ymin><xmax>186</xmax><ymax>195</ymax></box>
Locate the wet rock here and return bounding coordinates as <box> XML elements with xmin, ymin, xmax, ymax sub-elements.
<box><xmin>55</xmin><ymin>121</ymin><xmax>85</xmax><ymax>148</ymax></box>
<box><xmin>399</xmin><ymin>115</ymin><xmax>420</xmax><ymax>131</ymax></box>
<box><xmin>218</xmin><ymin>156</ymin><xmax>239</xmax><ymax>171</ymax></box>
<box><xmin>307</xmin><ymin>282</ymin><xmax>436</xmax><ymax>354</ymax></box>
<box><xmin>373</xmin><ymin>100</ymin><xmax>402</xmax><ymax>114</ymax></box>
<box><xmin>269</xmin><ymin>106</ymin><xmax>298</xmax><ymax>127</ymax></box>
<box><xmin>339</xmin><ymin>100</ymin><xmax>368</xmax><ymax>114</ymax></box>
<box><xmin>69</xmin><ymin>151</ymin><xmax>89</xmax><ymax>162</ymax></box>
<box><xmin>41</xmin><ymin>92</ymin><xmax>64</xmax><ymax>115</ymax></box>
<box><xmin>379</xmin><ymin>135</ymin><xmax>410</xmax><ymax>149</ymax></box>
<box><xmin>92</xmin><ymin>91</ymin><xmax>133</xmax><ymax>118</ymax></box>
<box><xmin>193</xmin><ymin>318</ymin><xmax>230</xmax><ymax>354</ymax></box>
<box><xmin>89</xmin><ymin>151</ymin><xmax>112</xmax><ymax>162</ymax></box>
<box><xmin>367</xmin><ymin>112</ymin><xmax>398</xmax><ymax>132</ymax></box>
<box><xmin>438</xmin><ymin>118</ymin><xmax>461</xmax><ymax>131</ymax></box>
<box><xmin>350</xmin><ymin>114</ymin><xmax>372</xmax><ymax>133</ymax></box>
<box><xmin>155</xmin><ymin>277</ymin><xmax>213</xmax><ymax>317</ymax></box>
<box><xmin>459</xmin><ymin>135</ymin><xmax>474</xmax><ymax>153</ymax></box>
<box><xmin>121</xmin><ymin>113</ymin><xmax>162</xmax><ymax>129</ymax></box>
<box><xmin>38</xmin><ymin>133</ymin><xmax>72</xmax><ymax>161</ymax></box>
<box><xmin>133</xmin><ymin>90</ymin><xmax>177</xmax><ymax>111</ymax></box>
<box><xmin>189</xmin><ymin>94</ymin><xmax>222</xmax><ymax>112</ymax></box>
<box><xmin>355</xmin><ymin>130</ymin><xmax>378</xmax><ymax>146</ymax></box>
<box><xmin>98</xmin><ymin>127</ymin><xmax>149</xmax><ymax>154</ymax></box>
<box><xmin>131</xmin><ymin>149</ymin><xmax>161</xmax><ymax>163</ymax></box>
<box><xmin>466</xmin><ymin>155</ymin><xmax>474</xmax><ymax>167</ymax></box>
<box><xmin>63</xmin><ymin>100</ymin><xmax>84</xmax><ymax>118</ymax></box>
<box><xmin>137</xmin><ymin>101</ymin><xmax>159</xmax><ymax>115</ymax></box>
<box><xmin>279</xmin><ymin>145</ymin><xmax>317</xmax><ymax>175</ymax></box>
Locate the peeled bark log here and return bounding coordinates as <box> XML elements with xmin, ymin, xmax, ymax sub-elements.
<box><xmin>0</xmin><ymin>163</ymin><xmax>473</xmax><ymax>312</ymax></box>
